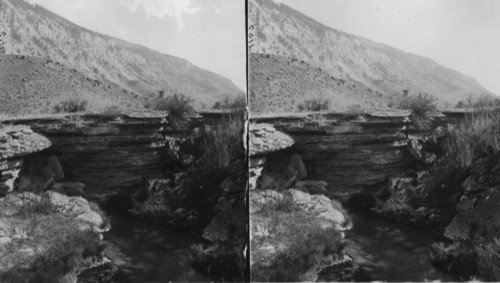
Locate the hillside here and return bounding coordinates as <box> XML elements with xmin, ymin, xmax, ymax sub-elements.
<box><xmin>249</xmin><ymin>53</ymin><xmax>393</xmax><ymax>113</ymax></box>
<box><xmin>248</xmin><ymin>0</ymin><xmax>494</xmax><ymax>107</ymax></box>
<box><xmin>0</xmin><ymin>54</ymin><xmax>141</xmax><ymax>115</ymax></box>
<box><xmin>0</xmin><ymin>0</ymin><xmax>244</xmax><ymax>106</ymax></box>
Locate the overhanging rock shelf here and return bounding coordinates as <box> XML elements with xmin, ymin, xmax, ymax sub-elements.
<box><xmin>250</xmin><ymin>110</ymin><xmax>469</xmax><ymax>191</ymax></box>
<box><xmin>0</xmin><ymin>111</ymin><xmax>235</xmax><ymax>198</ymax></box>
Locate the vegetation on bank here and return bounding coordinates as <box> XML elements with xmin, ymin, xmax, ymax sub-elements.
<box><xmin>51</xmin><ymin>90</ymin><xmax>132</xmax><ymax>114</ymax></box>
<box><xmin>296</xmin><ymin>97</ymin><xmax>330</xmax><ymax>112</ymax></box>
<box><xmin>212</xmin><ymin>95</ymin><xmax>247</xmax><ymax>111</ymax></box>
<box><xmin>144</xmin><ymin>93</ymin><xmax>195</xmax><ymax>129</ymax></box>
<box><xmin>377</xmin><ymin>108</ymin><xmax>500</xmax><ymax>281</ymax></box>
<box><xmin>444</xmin><ymin>110</ymin><xmax>500</xmax><ymax>168</ymax></box>
<box><xmin>396</xmin><ymin>92</ymin><xmax>437</xmax><ymax>129</ymax></box>
<box><xmin>251</xmin><ymin>193</ymin><xmax>345</xmax><ymax>282</ymax></box>
<box><xmin>455</xmin><ymin>94</ymin><xmax>500</xmax><ymax>109</ymax></box>
<box><xmin>130</xmin><ymin>104</ymin><xmax>247</xmax><ymax>281</ymax></box>
<box><xmin>0</xmin><ymin>193</ymin><xmax>105</xmax><ymax>283</ymax></box>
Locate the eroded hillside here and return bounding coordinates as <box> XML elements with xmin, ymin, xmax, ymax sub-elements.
<box><xmin>0</xmin><ymin>55</ymin><xmax>141</xmax><ymax>115</ymax></box>
<box><xmin>249</xmin><ymin>53</ymin><xmax>394</xmax><ymax>113</ymax></box>
<box><xmin>248</xmin><ymin>0</ymin><xmax>494</xmax><ymax>106</ymax></box>
<box><xmin>0</xmin><ymin>0</ymin><xmax>244</xmax><ymax>106</ymax></box>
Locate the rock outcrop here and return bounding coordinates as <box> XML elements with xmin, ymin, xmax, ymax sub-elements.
<box><xmin>249</xmin><ymin>123</ymin><xmax>295</xmax><ymax>191</ymax></box>
<box><xmin>0</xmin><ymin>190</ymin><xmax>108</xmax><ymax>282</ymax></box>
<box><xmin>250</xmin><ymin>187</ymin><xmax>352</xmax><ymax>282</ymax></box>
<box><xmin>1</xmin><ymin>112</ymin><xmax>230</xmax><ymax>198</ymax></box>
<box><xmin>250</xmin><ymin>111</ymin><xmax>466</xmax><ymax>191</ymax></box>
<box><xmin>0</xmin><ymin>125</ymin><xmax>51</xmax><ymax>194</ymax></box>
<box><xmin>249</xmin><ymin>121</ymin><xmax>353</xmax><ymax>281</ymax></box>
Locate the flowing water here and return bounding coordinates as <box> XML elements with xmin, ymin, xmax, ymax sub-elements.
<box><xmin>319</xmin><ymin>205</ymin><xmax>459</xmax><ymax>282</ymax></box>
<box><xmin>79</xmin><ymin>212</ymin><xmax>213</xmax><ymax>282</ymax></box>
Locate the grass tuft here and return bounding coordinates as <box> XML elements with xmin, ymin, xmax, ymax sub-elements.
<box><xmin>297</xmin><ymin>98</ymin><xmax>330</xmax><ymax>112</ymax></box>
<box><xmin>0</xmin><ymin>193</ymin><xmax>105</xmax><ymax>283</ymax></box>
<box><xmin>53</xmin><ymin>97</ymin><xmax>88</xmax><ymax>113</ymax></box>
<box><xmin>252</xmin><ymin>194</ymin><xmax>344</xmax><ymax>282</ymax></box>
<box><xmin>213</xmin><ymin>95</ymin><xmax>247</xmax><ymax>111</ymax></box>
<box><xmin>444</xmin><ymin>110</ymin><xmax>500</xmax><ymax>169</ymax></box>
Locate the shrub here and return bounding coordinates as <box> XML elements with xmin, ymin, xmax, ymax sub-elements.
<box><xmin>398</xmin><ymin>92</ymin><xmax>436</xmax><ymax>129</ymax></box>
<box><xmin>53</xmin><ymin>97</ymin><xmax>88</xmax><ymax>113</ymax></box>
<box><xmin>476</xmin><ymin>239</ymin><xmax>500</xmax><ymax>280</ymax></box>
<box><xmin>183</xmin><ymin>116</ymin><xmax>244</xmax><ymax>208</ymax></box>
<box><xmin>201</xmin><ymin>115</ymin><xmax>244</xmax><ymax>170</ymax></box>
<box><xmin>252</xmin><ymin>221</ymin><xmax>343</xmax><ymax>282</ymax></box>
<box><xmin>297</xmin><ymin>98</ymin><xmax>330</xmax><ymax>112</ymax></box>
<box><xmin>151</xmin><ymin>93</ymin><xmax>195</xmax><ymax>129</ymax></box>
<box><xmin>189</xmin><ymin>243</ymin><xmax>246</xmax><ymax>281</ymax></box>
<box><xmin>444</xmin><ymin>110</ymin><xmax>500</xmax><ymax>168</ymax></box>
<box><xmin>252</xmin><ymin>195</ymin><xmax>345</xmax><ymax>282</ymax></box>
<box><xmin>17</xmin><ymin>195</ymin><xmax>58</xmax><ymax>217</ymax></box>
<box><xmin>213</xmin><ymin>95</ymin><xmax>247</xmax><ymax>111</ymax></box>
<box><xmin>430</xmin><ymin>242</ymin><xmax>478</xmax><ymax>280</ymax></box>
<box><xmin>456</xmin><ymin>95</ymin><xmax>500</xmax><ymax>109</ymax></box>
<box><xmin>0</xmin><ymin>193</ymin><xmax>105</xmax><ymax>283</ymax></box>
<box><xmin>0</xmin><ymin>228</ymin><xmax>103</xmax><ymax>283</ymax></box>
<box><xmin>259</xmin><ymin>194</ymin><xmax>300</xmax><ymax>214</ymax></box>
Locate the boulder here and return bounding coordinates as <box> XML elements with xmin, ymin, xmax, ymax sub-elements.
<box><xmin>46</xmin><ymin>190</ymin><xmax>104</xmax><ymax>231</ymax></box>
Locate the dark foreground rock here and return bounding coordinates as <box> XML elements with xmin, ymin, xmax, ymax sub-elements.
<box><xmin>374</xmin><ymin>150</ymin><xmax>500</xmax><ymax>280</ymax></box>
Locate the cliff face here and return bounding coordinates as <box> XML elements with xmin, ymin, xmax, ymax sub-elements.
<box><xmin>0</xmin><ymin>112</ymin><xmax>229</xmax><ymax>198</ymax></box>
<box><xmin>250</xmin><ymin>111</ymin><xmax>468</xmax><ymax>192</ymax></box>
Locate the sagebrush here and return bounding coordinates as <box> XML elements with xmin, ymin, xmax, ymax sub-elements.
<box><xmin>297</xmin><ymin>98</ymin><xmax>330</xmax><ymax>112</ymax></box>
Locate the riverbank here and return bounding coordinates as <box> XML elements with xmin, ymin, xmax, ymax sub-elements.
<box><xmin>0</xmin><ymin>191</ymin><xmax>108</xmax><ymax>282</ymax></box>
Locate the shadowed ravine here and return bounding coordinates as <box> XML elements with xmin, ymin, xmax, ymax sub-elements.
<box><xmin>318</xmin><ymin>203</ymin><xmax>459</xmax><ymax>282</ymax></box>
<box><xmin>78</xmin><ymin>210</ymin><xmax>213</xmax><ymax>282</ymax></box>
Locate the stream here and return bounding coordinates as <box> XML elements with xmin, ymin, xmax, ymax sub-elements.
<box><xmin>319</xmin><ymin>204</ymin><xmax>460</xmax><ymax>282</ymax></box>
<box><xmin>79</xmin><ymin>211</ymin><xmax>213</xmax><ymax>282</ymax></box>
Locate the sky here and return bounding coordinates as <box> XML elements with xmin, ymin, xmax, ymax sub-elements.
<box><xmin>273</xmin><ymin>0</ymin><xmax>500</xmax><ymax>95</ymax></box>
<box><xmin>25</xmin><ymin>0</ymin><xmax>246</xmax><ymax>91</ymax></box>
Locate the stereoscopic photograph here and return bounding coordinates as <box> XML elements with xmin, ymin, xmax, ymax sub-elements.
<box><xmin>248</xmin><ymin>0</ymin><xmax>500</xmax><ymax>282</ymax></box>
<box><xmin>1</xmin><ymin>0</ymin><xmax>500</xmax><ymax>282</ymax></box>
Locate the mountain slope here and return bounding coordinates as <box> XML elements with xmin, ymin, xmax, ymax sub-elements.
<box><xmin>249</xmin><ymin>53</ymin><xmax>391</xmax><ymax>113</ymax></box>
<box><xmin>0</xmin><ymin>54</ymin><xmax>141</xmax><ymax>115</ymax></box>
<box><xmin>0</xmin><ymin>0</ymin><xmax>244</xmax><ymax>106</ymax></box>
<box><xmin>248</xmin><ymin>0</ymin><xmax>494</xmax><ymax>107</ymax></box>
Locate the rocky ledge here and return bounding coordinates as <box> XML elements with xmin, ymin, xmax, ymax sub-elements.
<box><xmin>1</xmin><ymin>125</ymin><xmax>51</xmax><ymax>194</ymax></box>
<box><xmin>0</xmin><ymin>112</ymin><xmax>232</xmax><ymax>198</ymax></box>
<box><xmin>250</xmin><ymin>111</ymin><xmax>466</xmax><ymax>191</ymax></box>
<box><xmin>249</xmin><ymin>123</ymin><xmax>295</xmax><ymax>191</ymax></box>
